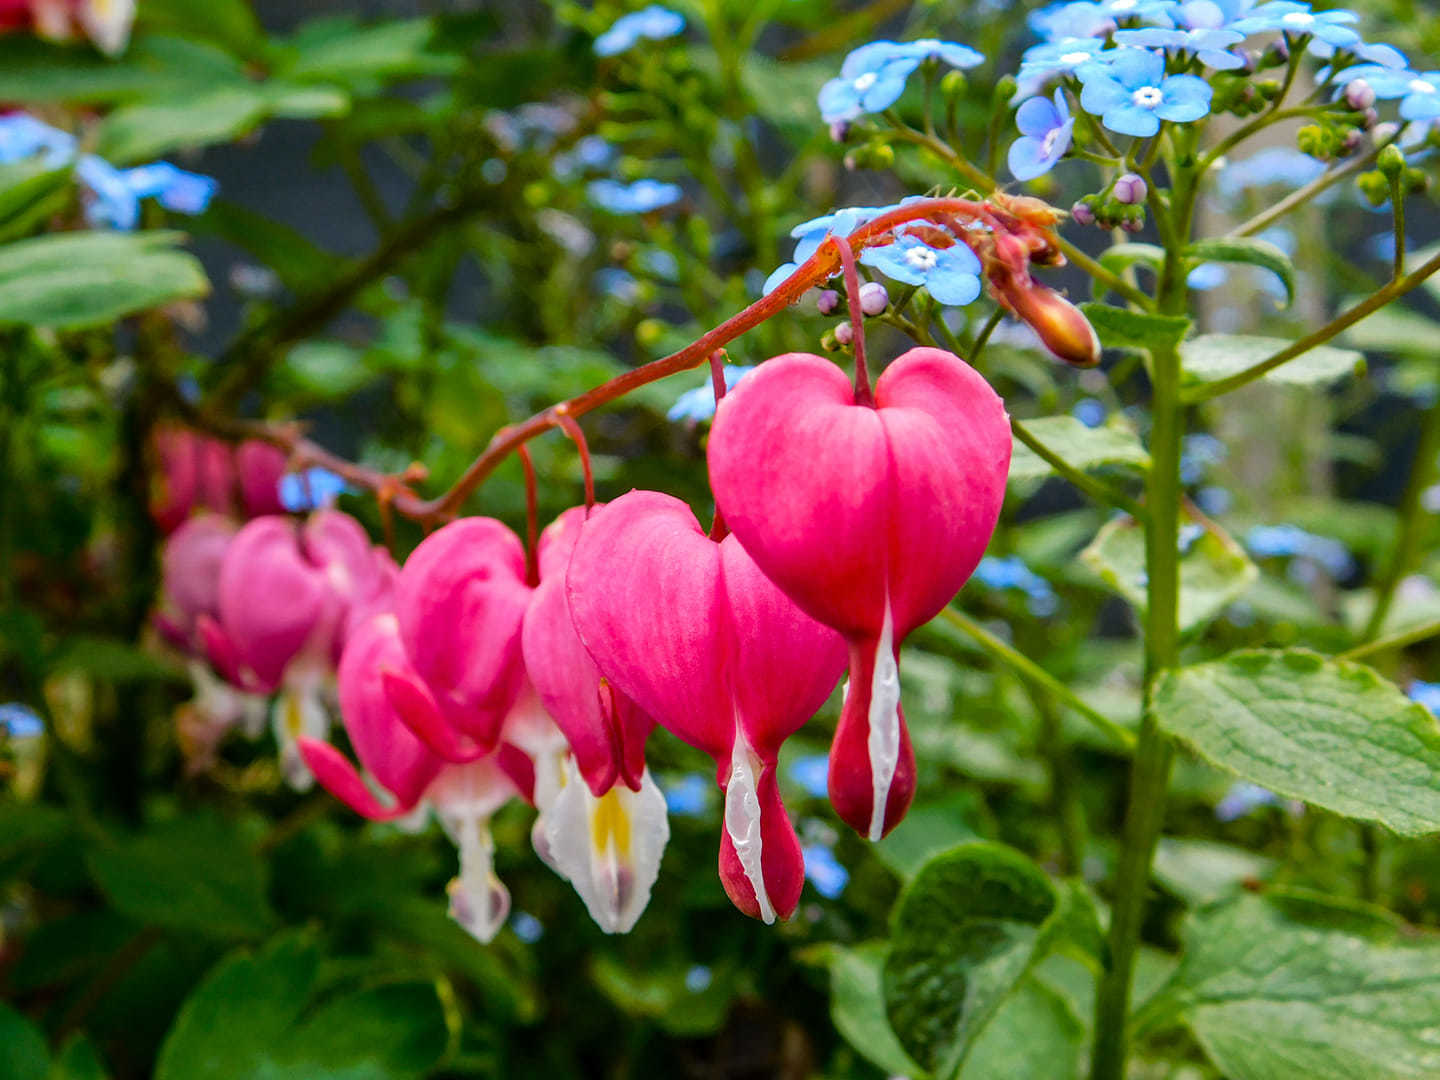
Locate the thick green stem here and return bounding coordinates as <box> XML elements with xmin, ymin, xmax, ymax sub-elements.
<box><xmin>1090</xmin><ymin>233</ymin><xmax>1190</xmax><ymax>1080</ymax></box>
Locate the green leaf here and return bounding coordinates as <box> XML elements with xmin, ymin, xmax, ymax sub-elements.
<box><xmin>1098</xmin><ymin>242</ymin><xmax>1164</xmax><ymax>276</ymax></box>
<box><xmin>1152</xmin><ymin>838</ymin><xmax>1276</xmax><ymax>906</ymax></box>
<box><xmin>1180</xmin><ymin>334</ymin><xmax>1365</xmax><ymax>390</ymax></box>
<box><xmin>0</xmin><ymin>162</ymin><xmax>73</xmax><ymax>243</ymax></box>
<box><xmin>1009</xmin><ymin>415</ymin><xmax>1150</xmax><ymax>485</ymax></box>
<box><xmin>0</xmin><ymin>1003</ymin><xmax>50</xmax><ymax>1080</ymax></box>
<box><xmin>0</xmin><ymin>36</ymin><xmax>247</xmax><ymax>104</ymax></box>
<box><xmin>589</xmin><ymin>955</ymin><xmax>737</xmax><ymax>1037</ymax></box>
<box><xmin>962</xmin><ymin>978</ymin><xmax>1083</xmax><ymax>1080</ymax></box>
<box><xmin>47</xmin><ymin>1036</ymin><xmax>110</xmax><ymax>1080</ymax></box>
<box><xmin>1142</xmin><ymin>890</ymin><xmax>1440</xmax><ymax>1080</ymax></box>
<box><xmin>1155</xmin><ymin>650</ymin><xmax>1440</xmax><ymax>834</ymax></box>
<box><xmin>1078</xmin><ymin>302</ymin><xmax>1190</xmax><ymax>353</ymax></box>
<box><xmin>883</xmin><ymin>842</ymin><xmax>1092</xmax><ymax>1079</ymax></box>
<box><xmin>824</xmin><ymin>943</ymin><xmax>927</xmax><ymax>1077</ymax></box>
<box><xmin>280</xmin><ymin>19</ymin><xmax>461</xmax><ymax>85</ymax></box>
<box><xmin>1186</xmin><ymin>237</ymin><xmax>1297</xmax><ymax>306</ymax></box>
<box><xmin>1080</xmin><ymin>510</ymin><xmax>1257</xmax><ymax>634</ymax></box>
<box><xmin>156</xmin><ymin>931</ymin><xmax>447</xmax><ymax>1080</ymax></box>
<box><xmin>85</xmin><ymin>811</ymin><xmax>277</xmax><ymax>939</ymax></box>
<box><xmin>135</xmin><ymin>0</ymin><xmax>266</xmax><ymax>56</ymax></box>
<box><xmin>874</xmin><ymin>792</ymin><xmax>987</xmax><ymax>880</ymax></box>
<box><xmin>0</xmin><ymin>231</ymin><xmax>208</xmax><ymax>330</ymax></box>
<box><xmin>195</xmin><ymin>201</ymin><xmax>340</xmax><ymax>294</ymax></box>
<box><xmin>278</xmin><ymin>341</ymin><xmax>378</xmax><ymax>400</ymax></box>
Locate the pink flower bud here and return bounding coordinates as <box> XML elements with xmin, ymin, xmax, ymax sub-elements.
<box><xmin>1070</xmin><ymin>200</ymin><xmax>1096</xmax><ymax>227</ymax></box>
<box><xmin>1113</xmin><ymin>173</ymin><xmax>1147</xmax><ymax>205</ymax></box>
<box><xmin>1345</xmin><ymin>79</ymin><xmax>1376</xmax><ymax>111</ymax></box>
<box><xmin>834</xmin><ymin>321</ymin><xmax>854</xmax><ymax>346</ymax></box>
<box><xmin>236</xmin><ymin>440</ymin><xmax>289</xmax><ymax>517</ymax></box>
<box><xmin>858</xmin><ymin>281</ymin><xmax>890</xmax><ymax>315</ymax></box>
<box><xmin>816</xmin><ymin>289</ymin><xmax>841</xmax><ymax>315</ymax></box>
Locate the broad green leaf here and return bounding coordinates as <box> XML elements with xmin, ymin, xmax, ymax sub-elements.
<box><xmin>135</xmin><ymin>0</ymin><xmax>266</xmax><ymax>56</ymax></box>
<box><xmin>0</xmin><ymin>1003</ymin><xmax>49</xmax><ymax>1080</ymax></box>
<box><xmin>827</xmin><ymin>943</ymin><xmax>1083</xmax><ymax>1080</ymax></box>
<box><xmin>85</xmin><ymin>811</ymin><xmax>276</xmax><ymax>939</ymax></box>
<box><xmin>279</xmin><ymin>341</ymin><xmax>378</xmax><ymax>399</ymax></box>
<box><xmin>1009</xmin><ymin>415</ymin><xmax>1150</xmax><ymax>485</ymax></box>
<box><xmin>47</xmin><ymin>1036</ymin><xmax>110</xmax><ymax>1080</ymax></box>
<box><xmin>1080</xmin><ymin>511</ymin><xmax>1257</xmax><ymax>634</ymax></box>
<box><xmin>1180</xmin><ymin>334</ymin><xmax>1364</xmax><ymax>390</ymax></box>
<box><xmin>0</xmin><ymin>36</ymin><xmax>246</xmax><ymax>104</ymax></box>
<box><xmin>1340</xmin><ymin>304</ymin><xmax>1440</xmax><ymax>355</ymax></box>
<box><xmin>1186</xmin><ymin>237</ymin><xmax>1296</xmax><ymax>305</ymax></box>
<box><xmin>1078</xmin><ymin>303</ymin><xmax>1190</xmax><ymax>353</ymax></box>
<box><xmin>195</xmin><ymin>201</ymin><xmax>340</xmax><ymax>294</ymax></box>
<box><xmin>875</xmin><ymin>792</ymin><xmax>987</xmax><ymax>880</ymax></box>
<box><xmin>1098</xmin><ymin>242</ymin><xmax>1164</xmax><ymax>276</ymax></box>
<box><xmin>1152</xmin><ymin>837</ymin><xmax>1275</xmax><ymax>906</ymax></box>
<box><xmin>0</xmin><ymin>231</ymin><xmax>208</xmax><ymax>329</ymax></box>
<box><xmin>883</xmin><ymin>842</ymin><xmax>1095</xmax><ymax>1079</ymax></box>
<box><xmin>1140</xmin><ymin>890</ymin><xmax>1440</xmax><ymax>1080</ymax></box>
<box><xmin>156</xmin><ymin>931</ymin><xmax>447</xmax><ymax>1080</ymax></box>
<box><xmin>589</xmin><ymin>955</ymin><xmax>737</xmax><ymax>1037</ymax></box>
<box><xmin>1153</xmin><ymin>649</ymin><xmax>1440</xmax><ymax>835</ymax></box>
<box><xmin>281</xmin><ymin>19</ymin><xmax>461</xmax><ymax>84</ymax></box>
<box><xmin>0</xmin><ymin>162</ymin><xmax>73</xmax><ymax>242</ymax></box>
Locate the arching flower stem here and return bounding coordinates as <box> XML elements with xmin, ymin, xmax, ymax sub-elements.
<box><xmin>832</xmin><ymin>234</ymin><xmax>875</xmax><ymax>407</ymax></box>
<box><xmin>517</xmin><ymin>443</ymin><xmax>539</xmax><ymax>587</ymax></box>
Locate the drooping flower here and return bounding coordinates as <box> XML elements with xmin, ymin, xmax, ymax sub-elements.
<box><xmin>860</xmin><ymin>230</ymin><xmax>983</xmax><ymax>306</ymax></box>
<box><xmin>148</xmin><ymin>426</ymin><xmax>238</xmax><ymax>534</ymax></box>
<box><xmin>521</xmin><ymin>506</ymin><xmax>668</xmax><ymax>933</ymax></box>
<box><xmin>707</xmin><ymin>349</ymin><xmax>1011</xmax><ymax>841</ymax></box>
<box><xmin>1078</xmin><ymin>46</ymin><xmax>1214</xmax><ymax>137</ymax></box>
<box><xmin>1008</xmin><ymin>90</ymin><xmax>1076</xmax><ymax>181</ymax></box>
<box><xmin>567</xmin><ymin>490</ymin><xmax>847</xmax><ymax>923</ymax></box>
<box><xmin>299</xmin><ymin>613</ymin><xmax>534</xmax><ymax>943</ymax></box>
<box><xmin>593</xmin><ymin>5</ymin><xmax>685</xmax><ymax>57</ymax></box>
<box><xmin>667</xmin><ymin>365</ymin><xmax>757</xmax><ymax>424</ymax></box>
<box><xmin>587</xmin><ymin>178</ymin><xmax>683</xmax><ymax>214</ymax></box>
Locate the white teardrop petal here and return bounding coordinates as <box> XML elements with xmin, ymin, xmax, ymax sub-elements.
<box><xmin>866</xmin><ymin>605</ymin><xmax>902</xmax><ymax>842</ymax></box>
<box><xmin>445</xmin><ymin>812</ymin><xmax>509</xmax><ymax>943</ymax></box>
<box><xmin>724</xmin><ymin>733</ymin><xmax>775</xmax><ymax>924</ymax></box>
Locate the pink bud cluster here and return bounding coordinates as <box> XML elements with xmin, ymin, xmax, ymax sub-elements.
<box><xmin>149</xmin><ymin>425</ymin><xmax>289</xmax><ymax>535</ymax></box>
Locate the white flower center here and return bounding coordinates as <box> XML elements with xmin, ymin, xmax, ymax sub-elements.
<box><xmin>1061</xmin><ymin>50</ymin><xmax>1091</xmax><ymax>63</ymax></box>
<box><xmin>1282</xmin><ymin>11</ymin><xmax>1314</xmax><ymax>27</ymax></box>
<box><xmin>1132</xmin><ymin>85</ymin><xmax>1165</xmax><ymax>108</ymax></box>
<box><xmin>1111</xmin><ymin>0</ymin><xmax>1136</xmax><ymax>11</ymax></box>
<box><xmin>912</xmin><ymin>38</ymin><xmax>939</xmax><ymax>50</ymax></box>
<box><xmin>1042</xmin><ymin>128</ymin><xmax>1062</xmax><ymax>154</ymax></box>
<box><xmin>853</xmin><ymin>72</ymin><xmax>878</xmax><ymax>91</ymax></box>
<box><xmin>904</xmin><ymin>246</ymin><xmax>938</xmax><ymax>271</ymax></box>
<box><xmin>1411</xmin><ymin>78</ymin><xmax>1437</xmax><ymax>94</ymax></box>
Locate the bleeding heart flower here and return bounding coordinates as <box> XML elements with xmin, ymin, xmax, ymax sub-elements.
<box><xmin>299</xmin><ymin>612</ymin><xmax>532</xmax><ymax>943</ymax></box>
<box><xmin>567</xmin><ymin>490</ymin><xmax>846</xmax><ymax>923</ymax></box>
<box><xmin>155</xmin><ymin>514</ymin><xmax>237</xmax><ymax>653</ymax></box>
<box><xmin>522</xmin><ymin>505</ymin><xmax>668</xmax><ymax>933</ymax></box>
<box><xmin>235</xmin><ymin>440</ymin><xmax>289</xmax><ymax>518</ymax></box>
<box><xmin>707</xmin><ymin>348</ymin><xmax>1010</xmax><ymax>840</ymax></box>
<box><xmin>149</xmin><ymin>426</ymin><xmax>237</xmax><ymax>535</ymax></box>
<box><xmin>392</xmin><ymin>518</ymin><xmax>533</xmax><ymax>758</ymax></box>
<box><xmin>199</xmin><ymin>510</ymin><xmax>388</xmax><ymax>788</ymax></box>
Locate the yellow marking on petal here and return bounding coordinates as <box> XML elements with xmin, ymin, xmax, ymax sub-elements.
<box><xmin>283</xmin><ymin>692</ymin><xmax>304</xmax><ymax>737</ymax></box>
<box><xmin>590</xmin><ymin>787</ymin><xmax>632</xmax><ymax>859</ymax></box>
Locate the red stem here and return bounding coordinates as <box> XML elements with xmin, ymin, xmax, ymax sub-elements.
<box><xmin>833</xmin><ymin>235</ymin><xmax>874</xmax><ymax>407</ymax></box>
<box><xmin>707</xmin><ymin>349</ymin><xmax>730</xmax><ymax>542</ymax></box>
<box><xmin>177</xmin><ymin>196</ymin><xmax>997</xmax><ymax>526</ymax></box>
<box><xmin>556</xmin><ymin>411</ymin><xmax>595</xmax><ymax>510</ymax></box>
<box><xmin>517</xmin><ymin>443</ymin><xmax>539</xmax><ymax>586</ymax></box>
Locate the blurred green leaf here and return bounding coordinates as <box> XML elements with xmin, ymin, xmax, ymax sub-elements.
<box><xmin>0</xmin><ymin>36</ymin><xmax>246</xmax><ymax>104</ymax></box>
<box><xmin>823</xmin><ymin>943</ymin><xmax>928</xmax><ymax>1077</ymax></box>
<box><xmin>0</xmin><ymin>162</ymin><xmax>73</xmax><ymax>244</ymax></box>
<box><xmin>1180</xmin><ymin>334</ymin><xmax>1364</xmax><ymax>390</ymax></box>
<box><xmin>1081</xmin><ymin>510</ymin><xmax>1257</xmax><ymax>635</ymax></box>
<box><xmin>85</xmin><ymin>811</ymin><xmax>277</xmax><ymax>940</ymax></box>
<box><xmin>1078</xmin><ymin>303</ymin><xmax>1190</xmax><ymax>353</ymax></box>
<box><xmin>1099</xmin><ymin>242</ymin><xmax>1164</xmax><ymax>275</ymax></box>
<box><xmin>0</xmin><ymin>1003</ymin><xmax>49</xmax><ymax>1080</ymax></box>
<box><xmin>1140</xmin><ymin>890</ymin><xmax>1440</xmax><ymax>1080</ymax></box>
<box><xmin>0</xmin><ymin>231</ymin><xmax>208</xmax><ymax>330</ymax></box>
<box><xmin>1009</xmin><ymin>415</ymin><xmax>1150</xmax><ymax>486</ymax></box>
<box><xmin>280</xmin><ymin>19</ymin><xmax>461</xmax><ymax>85</ymax></box>
<box><xmin>1186</xmin><ymin>237</ymin><xmax>1296</xmax><ymax>306</ymax></box>
<box><xmin>135</xmin><ymin>0</ymin><xmax>266</xmax><ymax>57</ymax></box>
<box><xmin>46</xmin><ymin>1036</ymin><xmax>110</xmax><ymax>1080</ymax></box>
<box><xmin>590</xmin><ymin>954</ymin><xmax>737</xmax><ymax>1036</ymax></box>
<box><xmin>1152</xmin><ymin>838</ymin><xmax>1276</xmax><ymax>906</ymax></box>
<box><xmin>1153</xmin><ymin>649</ymin><xmax>1440</xmax><ymax>835</ymax></box>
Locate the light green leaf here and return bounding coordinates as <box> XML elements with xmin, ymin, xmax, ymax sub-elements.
<box><xmin>1340</xmin><ymin>304</ymin><xmax>1440</xmax><ymax>355</ymax></box>
<box><xmin>883</xmin><ymin>842</ymin><xmax>1096</xmax><ymax>1079</ymax></box>
<box><xmin>0</xmin><ymin>231</ymin><xmax>208</xmax><ymax>329</ymax></box>
<box><xmin>156</xmin><ymin>931</ymin><xmax>447</xmax><ymax>1080</ymax></box>
<box><xmin>1152</xmin><ymin>649</ymin><xmax>1440</xmax><ymax>835</ymax></box>
<box><xmin>1009</xmin><ymin>415</ymin><xmax>1150</xmax><ymax>485</ymax></box>
<box><xmin>135</xmin><ymin>0</ymin><xmax>266</xmax><ymax>56</ymax></box>
<box><xmin>823</xmin><ymin>943</ymin><xmax>927</xmax><ymax>1078</ymax></box>
<box><xmin>1186</xmin><ymin>237</ymin><xmax>1296</xmax><ymax>306</ymax></box>
<box><xmin>0</xmin><ymin>162</ymin><xmax>73</xmax><ymax>243</ymax></box>
<box><xmin>1180</xmin><ymin>334</ymin><xmax>1365</xmax><ymax>390</ymax></box>
<box><xmin>279</xmin><ymin>341</ymin><xmax>378</xmax><ymax>399</ymax></box>
<box><xmin>589</xmin><ymin>955</ymin><xmax>737</xmax><ymax>1037</ymax></box>
<box><xmin>1098</xmin><ymin>242</ymin><xmax>1164</xmax><ymax>276</ymax></box>
<box><xmin>1141</xmin><ymin>890</ymin><xmax>1440</xmax><ymax>1080</ymax></box>
<box><xmin>1078</xmin><ymin>302</ymin><xmax>1190</xmax><ymax>353</ymax></box>
<box><xmin>47</xmin><ymin>1036</ymin><xmax>110</xmax><ymax>1080</ymax></box>
<box><xmin>85</xmin><ymin>811</ymin><xmax>276</xmax><ymax>939</ymax></box>
<box><xmin>1080</xmin><ymin>511</ymin><xmax>1257</xmax><ymax>634</ymax></box>
<box><xmin>875</xmin><ymin>793</ymin><xmax>987</xmax><ymax>880</ymax></box>
<box><xmin>1153</xmin><ymin>837</ymin><xmax>1276</xmax><ymax>906</ymax></box>
<box><xmin>281</xmin><ymin>19</ymin><xmax>461</xmax><ymax>84</ymax></box>
<box><xmin>0</xmin><ymin>1003</ymin><xmax>49</xmax><ymax>1080</ymax></box>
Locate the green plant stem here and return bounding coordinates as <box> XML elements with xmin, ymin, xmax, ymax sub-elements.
<box><xmin>1182</xmin><ymin>246</ymin><xmax>1440</xmax><ymax>404</ymax></box>
<box><xmin>1363</xmin><ymin>389</ymin><xmax>1440</xmax><ymax>641</ymax></box>
<box><xmin>937</xmin><ymin>607</ymin><xmax>1135</xmax><ymax>750</ymax></box>
<box><xmin>1227</xmin><ymin>138</ymin><xmax>1390</xmax><ymax>238</ymax></box>
<box><xmin>1337</xmin><ymin>617</ymin><xmax>1440</xmax><ymax>661</ymax></box>
<box><xmin>1012</xmin><ymin>417</ymin><xmax>1147</xmax><ymax>519</ymax></box>
<box><xmin>1090</xmin><ymin>224</ymin><xmax>1191</xmax><ymax>1080</ymax></box>
<box><xmin>1391</xmin><ymin>175</ymin><xmax>1407</xmax><ymax>278</ymax></box>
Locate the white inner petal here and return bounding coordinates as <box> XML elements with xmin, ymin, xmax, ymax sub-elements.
<box><xmin>1061</xmin><ymin>50</ymin><xmax>1091</xmax><ymax>64</ymax></box>
<box><xmin>1042</xmin><ymin>128</ymin><xmax>1061</xmax><ymax>155</ymax></box>
<box><xmin>1132</xmin><ymin>86</ymin><xmax>1165</xmax><ymax>108</ymax></box>
<box><xmin>866</xmin><ymin>605</ymin><xmax>902</xmax><ymax>842</ymax></box>
<box><xmin>443</xmin><ymin>811</ymin><xmax>510</xmax><ymax>943</ymax></box>
<box><xmin>904</xmin><ymin>246</ymin><xmax>938</xmax><ymax>271</ymax></box>
<box><xmin>853</xmin><ymin>72</ymin><xmax>878</xmax><ymax>92</ymax></box>
<box><xmin>529</xmin><ymin>748</ymin><xmax>569</xmax><ymax>872</ymax></box>
<box><xmin>1411</xmin><ymin>79</ymin><xmax>1436</xmax><ymax>94</ymax></box>
<box><xmin>544</xmin><ymin>757</ymin><xmax>670</xmax><ymax>934</ymax></box>
<box><xmin>1282</xmin><ymin>11</ymin><xmax>1313</xmax><ymax>26</ymax></box>
<box><xmin>272</xmin><ymin>680</ymin><xmax>330</xmax><ymax>792</ymax></box>
<box><xmin>724</xmin><ymin>732</ymin><xmax>775</xmax><ymax>924</ymax></box>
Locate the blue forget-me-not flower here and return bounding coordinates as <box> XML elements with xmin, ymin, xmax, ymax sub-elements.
<box><xmin>818</xmin><ymin>40</ymin><xmax>983</xmax><ymax>124</ymax></box>
<box><xmin>587</xmin><ymin>178</ymin><xmax>683</xmax><ymax>214</ymax></box>
<box><xmin>1009</xmin><ymin>89</ymin><xmax>1076</xmax><ymax>180</ymax></box>
<box><xmin>279</xmin><ymin>468</ymin><xmax>353</xmax><ymax>512</ymax></box>
<box><xmin>667</xmin><ymin>365</ymin><xmax>757</xmax><ymax>424</ymax></box>
<box><xmin>594</xmin><ymin>5</ymin><xmax>685</xmax><ymax>57</ymax></box>
<box><xmin>860</xmin><ymin>229</ymin><xmax>982</xmax><ymax>306</ymax></box>
<box><xmin>1078</xmin><ymin>47</ymin><xmax>1214</xmax><ymax>137</ymax></box>
<box><xmin>1231</xmin><ymin>2</ymin><xmax>1360</xmax><ymax>54</ymax></box>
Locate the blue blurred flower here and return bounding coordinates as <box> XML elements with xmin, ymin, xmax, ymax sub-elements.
<box><xmin>802</xmin><ymin>843</ymin><xmax>850</xmax><ymax>899</ymax></box>
<box><xmin>1009</xmin><ymin>90</ymin><xmax>1075</xmax><ymax>181</ymax></box>
<box><xmin>667</xmin><ymin>365</ymin><xmax>756</xmax><ymax>423</ymax></box>
<box><xmin>1245</xmin><ymin>524</ymin><xmax>1354</xmax><ymax>578</ymax></box>
<box><xmin>1030</xmin><ymin>2</ymin><xmax>1119</xmax><ymax>39</ymax></box>
<box><xmin>552</xmin><ymin>135</ymin><xmax>615</xmax><ymax>180</ymax></box>
<box><xmin>510</xmin><ymin>911</ymin><xmax>544</xmax><ymax>943</ymax></box>
<box><xmin>860</xmin><ymin>231</ymin><xmax>982</xmax><ymax>306</ymax></box>
<box><xmin>594</xmin><ymin>5</ymin><xmax>685</xmax><ymax>57</ymax></box>
<box><xmin>788</xmin><ymin>753</ymin><xmax>830</xmax><ymax>799</ymax></box>
<box><xmin>1078</xmin><ymin>48</ymin><xmax>1213</xmax><ymax>137</ymax></box>
<box><xmin>1311</xmin><ymin>38</ymin><xmax>1407</xmax><ymax>68</ymax></box>
<box><xmin>1215</xmin><ymin>780</ymin><xmax>1283</xmax><ymax>822</ymax></box>
<box><xmin>1195</xmin><ymin>485</ymin><xmax>1233</xmax><ymax>516</ymax></box>
<box><xmin>1172</xmin><ymin>0</ymin><xmax>1258</xmax><ymax>30</ymax></box>
<box><xmin>1114</xmin><ymin>26</ymin><xmax>1246</xmax><ymax>68</ymax></box>
<box><xmin>1335</xmin><ymin>65</ymin><xmax>1440</xmax><ymax>121</ymax></box>
<box><xmin>587</xmin><ymin>178</ymin><xmax>683</xmax><ymax>213</ymax></box>
<box><xmin>663</xmin><ymin>773</ymin><xmax>711</xmax><ymax>816</ymax></box>
<box><xmin>1408</xmin><ymin>680</ymin><xmax>1440</xmax><ymax>716</ymax></box>
<box><xmin>1217</xmin><ymin>147</ymin><xmax>1326</xmax><ymax>198</ymax></box>
<box><xmin>818</xmin><ymin>43</ymin><xmax>922</xmax><ymax>123</ymax></box>
<box><xmin>1180</xmin><ymin>432</ymin><xmax>1226</xmax><ymax>483</ymax></box>
<box><xmin>1073</xmin><ymin>397</ymin><xmax>1108</xmax><ymax>427</ymax></box>
<box><xmin>974</xmin><ymin>556</ymin><xmax>1060</xmax><ymax>616</ymax></box>
<box><xmin>279</xmin><ymin>467</ymin><xmax>353</xmax><ymax>512</ymax></box>
<box><xmin>0</xmin><ymin>114</ymin><xmax>75</xmax><ymax>166</ymax></box>
<box><xmin>1187</xmin><ymin>262</ymin><xmax>1228</xmax><ymax>289</ymax></box>
<box><xmin>892</xmin><ymin>38</ymin><xmax>985</xmax><ymax>69</ymax></box>
<box><xmin>684</xmin><ymin>965</ymin><xmax>713</xmax><ymax>992</ymax></box>
<box><xmin>0</xmin><ymin>703</ymin><xmax>43</xmax><ymax>739</ymax></box>
<box><xmin>1232</xmin><ymin>2</ymin><xmax>1359</xmax><ymax>53</ymax></box>
<box><xmin>123</xmin><ymin>162</ymin><xmax>218</xmax><ymax>215</ymax></box>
